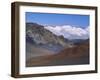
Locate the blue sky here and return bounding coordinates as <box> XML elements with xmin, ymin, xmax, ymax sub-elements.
<box><xmin>26</xmin><ymin>12</ymin><xmax>89</xmax><ymax>28</ymax></box>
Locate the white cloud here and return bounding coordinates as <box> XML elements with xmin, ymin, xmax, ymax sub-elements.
<box><xmin>44</xmin><ymin>25</ymin><xmax>89</xmax><ymax>39</ymax></box>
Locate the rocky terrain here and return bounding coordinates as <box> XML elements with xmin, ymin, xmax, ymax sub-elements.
<box><xmin>26</xmin><ymin>22</ymin><xmax>89</xmax><ymax>67</ymax></box>
<box><xmin>26</xmin><ymin>23</ymin><xmax>73</xmax><ymax>48</ymax></box>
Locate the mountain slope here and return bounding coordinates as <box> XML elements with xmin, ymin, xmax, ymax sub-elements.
<box><xmin>26</xmin><ymin>22</ymin><xmax>89</xmax><ymax>67</ymax></box>
<box><xmin>26</xmin><ymin>23</ymin><xmax>74</xmax><ymax>52</ymax></box>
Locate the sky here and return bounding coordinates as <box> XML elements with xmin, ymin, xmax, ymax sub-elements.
<box><xmin>26</xmin><ymin>12</ymin><xmax>89</xmax><ymax>28</ymax></box>
<box><xmin>26</xmin><ymin>12</ymin><xmax>90</xmax><ymax>39</ymax></box>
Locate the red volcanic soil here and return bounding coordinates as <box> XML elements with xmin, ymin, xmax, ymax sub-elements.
<box><xmin>26</xmin><ymin>41</ymin><xmax>89</xmax><ymax>67</ymax></box>
<box><xmin>55</xmin><ymin>41</ymin><xmax>89</xmax><ymax>59</ymax></box>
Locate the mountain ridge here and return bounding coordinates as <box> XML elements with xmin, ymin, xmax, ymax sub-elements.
<box><xmin>26</xmin><ymin>23</ymin><xmax>74</xmax><ymax>51</ymax></box>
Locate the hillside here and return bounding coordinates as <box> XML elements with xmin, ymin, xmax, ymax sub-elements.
<box><xmin>26</xmin><ymin>23</ymin><xmax>73</xmax><ymax>48</ymax></box>
<box><xmin>26</xmin><ymin>22</ymin><xmax>89</xmax><ymax>67</ymax></box>
<box><xmin>26</xmin><ymin>23</ymin><xmax>74</xmax><ymax>61</ymax></box>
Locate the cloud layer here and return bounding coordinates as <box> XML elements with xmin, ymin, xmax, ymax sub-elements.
<box><xmin>44</xmin><ymin>25</ymin><xmax>89</xmax><ymax>39</ymax></box>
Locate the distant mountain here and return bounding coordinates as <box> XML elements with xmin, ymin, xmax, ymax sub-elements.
<box><xmin>70</xmin><ymin>39</ymin><xmax>89</xmax><ymax>45</ymax></box>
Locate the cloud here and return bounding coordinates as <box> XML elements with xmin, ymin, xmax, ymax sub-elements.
<box><xmin>44</xmin><ymin>25</ymin><xmax>89</xmax><ymax>39</ymax></box>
